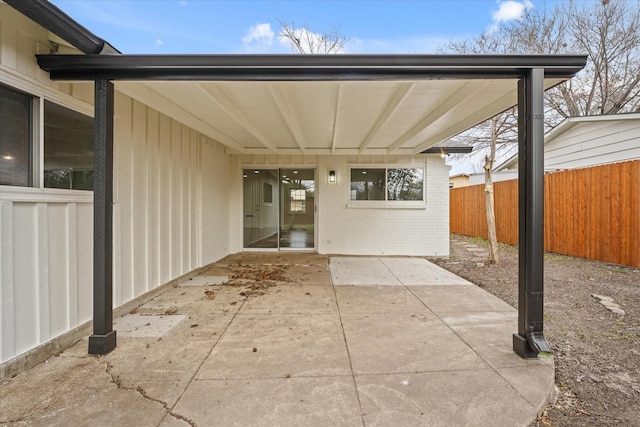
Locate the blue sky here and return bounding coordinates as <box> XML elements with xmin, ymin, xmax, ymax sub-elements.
<box><xmin>48</xmin><ymin>0</ymin><xmax>564</xmax><ymax>54</ymax></box>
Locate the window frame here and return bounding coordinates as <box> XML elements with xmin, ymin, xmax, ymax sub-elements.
<box><xmin>347</xmin><ymin>165</ymin><xmax>426</xmax><ymax>209</ymax></box>
<box><xmin>0</xmin><ymin>80</ymin><xmax>94</xmax><ymax>192</ymax></box>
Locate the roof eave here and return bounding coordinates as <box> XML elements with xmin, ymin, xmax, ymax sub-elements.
<box><xmin>4</xmin><ymin>0</ymin><xmax>120</xmax><ymax>54</ymax></box>
<box><xmin>36</xmin><ymin>54</ymin><xmax>588</xmax><ymax>81</ymax></box>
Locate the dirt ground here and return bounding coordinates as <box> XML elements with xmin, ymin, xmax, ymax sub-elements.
<box><xmin>431</xmin><ymin>234</ymin><xmax>640</xmax><ymax>427</ymax></box>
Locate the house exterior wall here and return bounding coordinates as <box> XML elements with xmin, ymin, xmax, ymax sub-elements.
<box><xmin>1</xmin><ymin>6</ymin><xmax>232</xmax><ymax>364</ymax></box>
<box><xmin>1</xmin><ymin>1</ymin><xmax>450</xmax><ymax>367</ymax></box>
<box><xmin>231</xmin><ymin>154</ymin><xmax>450</xmax><ymax>257</ymax></box>
<box><xmin>544</xmin><ymin>118</ymin><xmax>640</xmax><ymax>171</ymax></box>
<box><xmin>449</xmin><ymin>175</ymin><xmax>470</xmax><ymax>188</ymax></box>
<box><xmin>318</xmin><ymin>155</ymin><xmax>449</xmax><ymax>256</ymax></box>
<box><xmin>112</xmin><ymin>94</ymin><xmax>231</xmax><ymax>308</ymax></box>
<box><xmin>497</xmin><ymin>116</ymin><xmax>640</xmax><ymax>172</ymax></box>
<box><xmin>468</xmin><ymin>171</ymin><xmax>518</xmax><ymax>186</ymax></box>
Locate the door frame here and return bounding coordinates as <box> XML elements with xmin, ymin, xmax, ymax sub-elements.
<box><xmin>241</xmin><ymin>165</ymin><xmax>318</xmax><ymax>252</ymax></box>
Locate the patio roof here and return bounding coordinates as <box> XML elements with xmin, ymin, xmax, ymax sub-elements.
<box><xmin>35</xmin><ymin>48</ymin><xmax>587</xmax><ymax>361</ymax></box>
<box><xmin>37</xmin><ymin>54</ymin><xmax>586</xmax><ymax>155</ymax></box>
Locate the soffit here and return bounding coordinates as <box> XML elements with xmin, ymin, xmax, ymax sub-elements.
<box><xmin>36</xmin><ymin>54</ymin><xmax>586</xmax><ymax>155</ymax></box>
<box><xmin>116</xmin><ymin>77</ymin><xmax>565</xmax><ymax>155</ymax></box>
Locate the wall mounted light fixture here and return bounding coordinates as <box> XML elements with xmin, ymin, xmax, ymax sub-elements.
<box><xmin>328</xmin><ymin>170</ymin><xmax>336</xmax><ymax>183</ymax></box>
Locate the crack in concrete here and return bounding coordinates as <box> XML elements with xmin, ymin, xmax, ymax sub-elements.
<box><xmin>105</xmin><ymin>361</ymin><xmax>197</xmax><ymax>427</ymax></box>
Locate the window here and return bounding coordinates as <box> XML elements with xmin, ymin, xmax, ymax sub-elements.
<box><xmin>0</xmin><ymin>83</ymin><xmax>94</xmax><ymax>190</ymax></box>
<box><xmin>0</xmin><ymin>84</ymin><xmax>32</xmax><ymax>186</ymax></box>
<box><xmin>44</xmin><ymin>101</ymin><xmax>94</xmax><ymax>190</ymax></box>
<box><xmin>290</xmin><ymin>188</ymin><xmax>306</xmax><ymax>213</ymax></box>
<box><xmin>263</xmin><ymin>183</ymin><xmax>273</xmax><ymax>203</ymax></box>
<box><xmin>387</xmin><ymin>168</ymin><xmax>424</xmax><ymax>200</ymax></box>
<box><xmin>350</xmin><ymin>167</ymin><xmax>424</xmax><ymax>201</ymax></box>
<box><xmin>350</xmin><ymin>168</ymin><xmax>385</xmax><ymax>200</ymax></box>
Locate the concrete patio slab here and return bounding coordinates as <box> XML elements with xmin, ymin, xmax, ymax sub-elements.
<box><xmin>242</xmin><ymin>284</ymin><xmax>338</xmax><ymax>314</ymax></box>
<box><xmin>0</xmin><ymin>354</ymin><xmax>169</xmax><ymax>426</ymax></box>
<box><xmin>440</xmin><ymin>311</ymin><xmax>552</xmax><ymax>369</ymax></box>
<box><xmin>282</xmin><ymin>265</ymin><xmax>332</xmax><ymax>285</ymax></box>
<box><xmin>113</xmin><ymin>313</ymin><xmax>188</xmax><ymax>338</ymax></box>
<box><xmin>356</xmin><ymin>369</ymin><xmax>538</xmax><ymax>427</ymax></box>
<box><xmin>334</xmin><ymin>286</ymin><xmax>431</xmax><ymax>314</ymax></box>
<box><xmin>170</xmin><ymin>377</ymin><xmax>362</xmax><ymax>427</ymax></box>
<box><xmin>330</xmin><ymin>257</ymin><xmax>402</xmax><ymax>286</ymax></box>
<box><xmin>379</xmin><ymin>257</ymin><xmax>473</xmax><ymax>285</ymax></box>
<box><xmin>340</xmin><ymin>313</ymin><xmax>485</xmax><ymax>374</ymax></box>
<box><xmin>331</xmin><ymin>256</ymin><xmax>473</xmax><ymax>286</ymax></box>
<box><xmin>410</xmin><ymin>284</ymin><xmax>515</xmax><ymax>314</ymax></box>
<box><xmin>179</xmin><ymin>275</ymin><xmax>228</xmax><ymax>286</ymax></box>
<box><xmin>196</xmin><ymin>313</ymin><xmax>352</xmax><ymax>380</ymax></box>
<box><xmin>0</xmin><ymin>254</ymin><xmax>553</xmax><ymax>427</ymax></box>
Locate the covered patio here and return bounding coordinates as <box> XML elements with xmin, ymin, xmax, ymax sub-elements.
<box><xmin>33</xmin><ymin>53</ymin><xmax>588</xmax><ymax>361</ymax></box>
<box><xmin>0</xmin><ymin>253</ymin><xmax>553</xmax><ymax>426</ymax></box>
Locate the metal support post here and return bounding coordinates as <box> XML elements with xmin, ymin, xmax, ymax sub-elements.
<box><xmin>88</xmin><ymin>78</ymin><xmax>116</xmax><ymax>355</ymax></box>
<box><xmin>513</xmin><ymin>68</ymin><xmax>551</xmax><ymax>358</ymax></box>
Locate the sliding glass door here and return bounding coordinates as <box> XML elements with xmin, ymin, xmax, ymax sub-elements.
<box><xmin>243</xmin><ymin>168</ymin><xmax>315</xmax><ymax>250</ymax></box>
<box><xmin>243</xmin><ymin>169</ymin><xmax>279</xmax><ymax>248</ymax></box>
<box><xmin>279</xmin><ymin>168</ymin><xmax>315</xmax><ymax>249</ymax></box>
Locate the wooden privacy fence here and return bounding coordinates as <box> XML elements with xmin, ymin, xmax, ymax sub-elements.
<box><xmin>450</xmin><ymin>160</ymin><xmax>640</xmax><ymax>267</ymax></box>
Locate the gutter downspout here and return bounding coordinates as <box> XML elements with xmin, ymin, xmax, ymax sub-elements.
<box><xmin>4</xmin><ymin>0</ymin><xmax>120</xmax><ymax>54</ymax></box>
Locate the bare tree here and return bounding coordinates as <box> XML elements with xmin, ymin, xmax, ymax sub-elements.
<box><xmin>562</xmin><ymin>0</ymin><xmax>640</xmax><ymax>115</ymax></box>
<box><xmin>443</xmin><ymin>0</ymin><xmax>640</xmax><ymax>263</ymax></box>
<box><xmin>279</xmin><ymin>21</ymin><xmax>349</xmax><ymax>54</ymax></box>
<box><xmin>455</xmin><ymin>0</ymin><xmax>640</xmax><ymax>123</ymax></box>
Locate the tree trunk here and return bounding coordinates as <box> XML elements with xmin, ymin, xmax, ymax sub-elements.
<box><xmin>485</xmin><ymin>118</ymin><xmax>500</xmax><ymax>264</ymax></box>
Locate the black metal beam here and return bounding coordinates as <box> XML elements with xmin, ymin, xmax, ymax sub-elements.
<box><xmin>36</xmin><ymin>54</ymin><xmax>588</xmax><ymax>81</ymax></box>
<box><xmin>513</xmin><ymin>68</ymin><xmax>551</xmax><ymax>358</ymax></box>
<box><xmin>88</xmin><ymin>78</ymin><xmax>116</xmax><ymax>355</ymax></box>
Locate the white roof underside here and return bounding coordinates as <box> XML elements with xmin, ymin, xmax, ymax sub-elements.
<box><xmin>116</xmin><ymin>77</ymin><xmax>564</xmax><ymax>155</ymax></box>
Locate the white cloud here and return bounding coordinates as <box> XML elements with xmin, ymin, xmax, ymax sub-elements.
<box><xmin>156</xmin><ymin>39</ymin><xmax>164</xmax><ymax>46</ymax></box>
<box><xmin>488</xmin><ymin>0</ymin><xmax>533</xmax><ymax>32</ymax></box>
<box><xmin>242</xmin><ymin>23</ymin><xmax>275</xmax><ymax>51</ymax></box>
<box><xmin>178</xmin><ymin>1</ymin><xmax>188</xmax><ymax>6</ymax></box>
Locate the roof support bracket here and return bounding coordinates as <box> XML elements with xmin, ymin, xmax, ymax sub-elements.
<box><xmin>88</xmin><ymin>78</ymin><xmax>117</xmax><ymax>355</ymax></box>
<box><xmin>513</xmin><ymin>68</ymin><xmax>550</xmax><ymax>359</ymax></box>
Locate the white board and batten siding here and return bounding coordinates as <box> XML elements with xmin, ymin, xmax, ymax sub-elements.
<box><xmin>112</xmin><ymin>94</ymin><xmax>231</xmax><ymax>309</ymax></box>
<box><xmin>1</xmin><ymin>4</ymin><xmax>232</xmax><ymax>363</ymax></box>
<box><xmin>1</xmin><ymin>94</ymin><xmax>231</xmax><ymax>364</ymax></box>
<box><xmin>0</xmin><ymin>190</ymin><xmax>94</xmax><ymax>363</ymax></box>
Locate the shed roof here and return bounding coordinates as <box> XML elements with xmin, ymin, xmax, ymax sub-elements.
<box><xmin>37</xmin><ymin>54</ymin><xmax>586</xmax><ymax>155</ymax></box>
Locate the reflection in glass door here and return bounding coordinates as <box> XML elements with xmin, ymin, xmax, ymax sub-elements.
<box><xmin>279</xmin><ymin>169</ymin><xmax>315</xmax><ymax>249</ymax></box>
<box><xmin>243</xmin><ymin>169</ymin><xmax>279</xmax><ymax>248</ymax></box>
<box><xmin>243</xmin><ymin>168</ymin><xmax>315</xmax><ymax>250</ymax></box>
